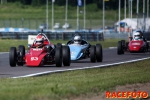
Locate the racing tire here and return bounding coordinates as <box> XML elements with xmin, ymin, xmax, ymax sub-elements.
<box><xmin>121</xmin><ymin>40</ymin><xmax>125</xmax><ymax>46</ymax></box>
<box><xmin>62</xmin><ymin>46</ymin><xmax>71</xmax><ymax>66</ymax></box>
<box><xmin>54</xmin><ymin>44</ymin><xmax>56</xmax><ymax>48</ymax></box>
<box><xmin>17</xmin><ymin>45</ymin><xmax>25</xmax><ymax>66</ymax></box>
<box><xmin>56</xmin><ymin>43</ymin><xmax>62</xmax><ymax>49</ymax></box>
<box><xmin>9</xmin><ymin>47</ymin><xmax>17</xmax><ymax>67</ymax></box>
<box><xmin>146</xmin><ymin>42</ymin><xmax>149</xmax><ymax>51</ymax></box>
<box><xmin>96</xmin><ymin>43</ymin><xmax>103</xmax><ymax>62</ymax></box>
<box><xmin>117</xmin><ymin>41</ymin><xmax>123</xmax><ymax>55</ymax></box>
<box><xmin>90</xmin><ymin>45</ymin><xmax>96</xmax><ymax>63</ymax></box>
<box><xmin>121</xmin><ymin>40</ymin><xmax>125</xmax><ymax>54</ymax></box>
<box><xmin>55</xmin><ymin>46</ymin><xmax>62</xmax><ymax>67</ymax></box>
<box><xmin>125</xmin><ymin>42</ymin><xmax>129</xmax><ymax>51</ymax></box>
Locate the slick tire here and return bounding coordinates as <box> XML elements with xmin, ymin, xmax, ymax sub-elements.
<box><xmin>121</xmin><ymin>40</ymin><xmax>125</xmax><ymax>54</ymax></box>
<box><xmin>56</xmin><ymin>43</ymin><xmax>62</xmax><ymax>49</ymax></box>
<box><xmin>121</xmin><ymin>40</ymin><xmax>125</xmax><ymax>46</ymax></box>
<box><xmin>9</xmin><ymin>47</ymin><xmax>17</xmax><ymax>67</ymax></box>
<box><xmin>117</xmin><ymin>41</ymin><xmax>123</xmax><ymax>55</ymax></box>
<box><xmin>62</xmin><ymin>46</ymin><xmax>70</xmax><ymax>66</ymax></box>
<box><xmin>146</xmin><ymin>42</ymin><xmax>149</xmax><ymax>51</ymax></box>
<box><xmin>96</xmin><ymin>43</ymin><xmax>103</xmax><ymax>62</ymax></box>
<box><xmin>90</xmin><ymin>45</ymin><xmax>96</xmax><ymax>63</ymax></box>
<box><xmin>55</xmin><ymin>46</ymin><xmax>62</xmax><ymax>67</ymax></box>
<box><xmin>125</xmin><ymin>42</ymin><xmax>129</xmax><ymax>51</ymax></box>
<box><xmin>17</xmin><ymin>45</ymin><xmax>25</xmax><ymax>66</ymax></box>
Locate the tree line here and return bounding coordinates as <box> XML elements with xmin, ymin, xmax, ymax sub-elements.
<box><xmin>7</xmin><ymin>0</ymin><xmax>147</xmax><ymax>11</ymax></box>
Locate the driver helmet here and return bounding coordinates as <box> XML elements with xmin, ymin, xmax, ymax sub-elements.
<box><xmin>74</xmin><ymin>35</ymin><xmax>82</xmax><ymax>44</ymax></box>
<box><xmin>34</xmin><ymin>35</ymin><xmax>44</xmax><ymax>47</ymax></box>
<box><xmin>133</xmin><ymin>32</ymin><xmax>141</xmax><ymax>40</ymax></box>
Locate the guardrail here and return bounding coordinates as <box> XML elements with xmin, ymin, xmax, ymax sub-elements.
<box><xmin>1</xmin><ymin>31</ymin><xmax>144</xmax><ymax>41</ymax></box>
<box><xmin>103</xmin><ymin>33</ymin><xmax>129</xmax><ymax>39</ymax></box>
<box><xmin>0</xmin><ymin>32</ymin><xmax>104</xmax><ymax>41</ymax></box>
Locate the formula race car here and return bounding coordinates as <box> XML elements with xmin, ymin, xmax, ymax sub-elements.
<box><xmin>66</xmin><ymin>34</ymin><xmax>103</xmax><ymax>62</ymax></box>
<box><xmin>117</xmin><ymin>39</ymin><xmax>149</xmax><ymax>55</ymax></box>
<box><xmin>9</xmin><ymin>33</ymin><xmax>70</xmax><ymax>67</ymax></box>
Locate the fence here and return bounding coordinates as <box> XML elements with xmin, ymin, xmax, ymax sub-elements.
<box><xmin>0</xmin><ymin>19</ymin><xmax>115</xmax><ymax>30</ymax></box>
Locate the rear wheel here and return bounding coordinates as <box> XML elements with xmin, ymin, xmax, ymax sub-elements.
<box><xmin>90</xmin><ymin>45</ymin><xmax>96</xmax><ymax>63</ymax></box>
<box><xmin>57</xmin><ymin>43</ymin><xmax>62</xmax><ymax>48</ymax></box>
<box><xmin>121</xmin><ymin>40</ymin><xmax>125</xmax><ymax>54</ymax></box>
<box><xmin>9</xmin><ymin>47</ymin><xmax>17</xmax><ymax>67</ymax></box>
<box><xmin>62</xmin><ymin>46</ymin><xmax>70</xmax><ymax>66</ymax></box>
<box><xmin>125</xmin><ymin>42</ymin><xmax>129</xmax><ymax>51</ymax></box>
<box><xmin>96</xmin><ymin>44</ymin><xmax>103</xmax><ymax>62</ymax></box>
<box><xmin>55</xmin><ymin>44</ymin><xmax>62</xmax><ymax>67</ymax></box>
<box><xmin>117</xmin><ymin>41</ymin><xmax>123</xmax><ymax>55</ymax></box>
<box><xmin>121</xmin><ymin>40</ymin><xmax>125</xmax><ymax>46</ymax></box>
<box><xmin>146</xmin><ymin>42</ymin><xmax>149</xmax><ymax>51</ymax></box>
<box><xmin>17</xmin><ymin>45</ymin><xmax>25</xmax><ymax>66</ymax></box>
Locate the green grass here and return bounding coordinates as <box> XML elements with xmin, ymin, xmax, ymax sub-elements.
<box><xmin>0</xmin><ymin>38</ymin><xmax>123</xmax><ymax>52</ymax></box>
<box><xmin>0</xmin><ymin>3</ymin><xmax>121</xmax><ymax>20</ymax></box>
<box><xmin>0</xmin><ymin>59</ymin><xmax>150</xmax><ymax>100</ymax></box>
<box><xmin>0</xmin><ymin>2</ymin><xmax>135</xmax><ymax>29</ymax></box>
<box><xmin>0</xmin><ymin>39</ymin><xmax>149</xmax><ymax>100</ymax></box>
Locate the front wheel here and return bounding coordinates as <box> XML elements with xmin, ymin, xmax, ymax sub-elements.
<box><xmin>146</xmin><ymin>42</ymin><xmax>149</xmax><ymax>51</ymax></box>
<box><xmin>90</xmin><ymin>45</ymin><xmax>96</xmax><ymax>63</ymax></box>
<box><xmin>121</xmin><ymin>40</ymin><xmax>125</xmax><ymax>47</ymax></box>
<box><xmin>9</xmin><ymin>47</ymin><xmax>17</xmax><ymax>67</ymax></box>
<box><xmin>96</xmin><ymin>44</ymin><xmax>103</xmax><ymax>62</ymax></box>
<box><xmin>55</xmin><ymin>46</ymin><xmax>62</xmax><ymax>67</ymax></box>
<box><xmin>125</xmin><ymin>42</ymin><xmax>129</xmax><ymax>51</ymax></box>
<box><xmin>56</xmin><ymin>43</ymin><xmax>62</xmax><ymax>49</ymax></box>
<box><xmin>62</xmin><ymin>46</ymin><xmax>70</xmax><ymax>66</ymax></box>
<box><xmin>17</xmin><ymin>45</ymin><xmax>25</xmax><ymax>66</ymax></box>
<box><xmin>117</xmin><ymin>41</ymin><xmax>123</xmax><ymax>55</ymax></box>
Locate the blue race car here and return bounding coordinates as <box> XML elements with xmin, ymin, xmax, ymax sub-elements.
<box><xmin>67</xmin><ymin>35</ymin><xmax>103</xmax><ymax>62</ymax></box>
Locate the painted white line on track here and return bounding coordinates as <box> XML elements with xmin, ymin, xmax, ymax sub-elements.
<box><xmin>109</xmin><ymin>47</ymin><xmax>117</xmax><ymax>49</ymax></box>
<box><xmin>12</xmin><ymin>57</ymin><xmax>150</xmax><ymax>78</ymax></box>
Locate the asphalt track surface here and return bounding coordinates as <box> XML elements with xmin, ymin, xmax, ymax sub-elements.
<box><xmin>0</xmin><ymin>48</ymin><xmax>149</xmax><ymax>78</ymax></box>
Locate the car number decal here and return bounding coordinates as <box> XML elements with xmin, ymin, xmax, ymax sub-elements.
<box><xmin>32</xmin><ymin>48</ymin><xmax>43</xmax><ymax>51</ymax></box>
<box><xmin>31</xmin><ymin>57</ymin><xmax>38</xmax><ymax>61</ymax></box>
<box><xmin>132</xmin><ymin>43</ymin><xmax>140</xmax><ymax>45</ymax></box>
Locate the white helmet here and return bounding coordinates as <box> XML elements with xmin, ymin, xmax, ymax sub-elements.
<box><xmin>35</xmin><ymin>35</ymin><xmax>44</xmax><ymax>46</ymax></box>
<box><xmin>74</xmin><ymin>35</ymin><xmax>82</xmax><ymax>44</ymax></box>
<box><xmin>133</xmin><ymin>32</ymin><xmax>141</xmax><ymax>40</ymax></box>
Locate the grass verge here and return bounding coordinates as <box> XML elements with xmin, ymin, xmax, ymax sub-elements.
<box><xmin>1</xmin><ymin>38</ymin><xmax>149</xmax><ymax>100</ymax></box>
<box><xmin>0</xmin><ymin>59</ymin><xmax>150</xmax><ymax>100</ymax></box>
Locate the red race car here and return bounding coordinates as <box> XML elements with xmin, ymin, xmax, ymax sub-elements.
<box><xmin>9</xmin><ymin>33</ymin><xmax>70</xmax><ymax>67</ymax></box>
<box><xmin>117</xmin><ymin>39</ymin><xmax>149</xmax><ymax>55</ymax></box>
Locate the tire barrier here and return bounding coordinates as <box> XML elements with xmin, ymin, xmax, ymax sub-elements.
<box><xmin>47</xmin><ymin>32</ymin><xmax>50</xmax><ymax>39</ymax></box>
<box><xmin>0</xmin><ymin>33</ymin><xmax>2</xmax><ymax>37</ymax></box>
<box><xmin>0</xmin><ymin>32</ymin><xmax>104</xmax><ymax>41</ymax></box>
<box><xmin>92</xmin><ymin>32</ymin><xmax>96</xmax><ymax>41</ymax></box>
<box><xmin>15</xmin><ymin>33</ymin><xmax>19</xmax><ymax>39</ymax></box>
<box><xmin>62</xmin><ymin>33</ymin><xmax>64</xmax><ymax>40</ymax></box>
